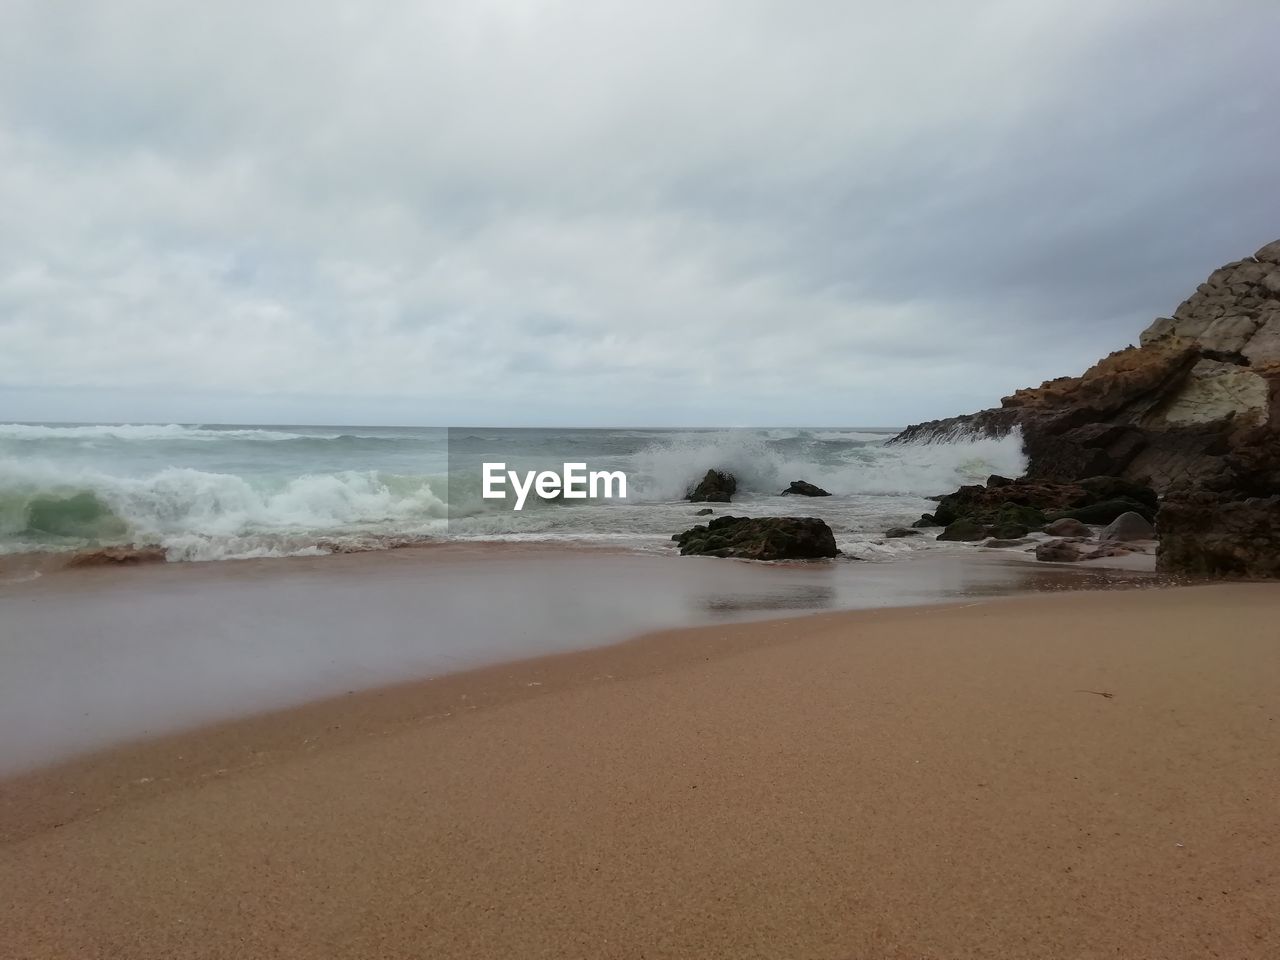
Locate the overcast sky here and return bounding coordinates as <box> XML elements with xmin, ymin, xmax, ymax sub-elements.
<box><xmin>1</xmin><ymin>1</ymin><xmax>1277</xmax><ymax>427</ymax></box>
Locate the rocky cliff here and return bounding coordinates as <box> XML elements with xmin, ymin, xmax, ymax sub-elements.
<box><xmin>892</xmin><ymin>239</ymin><xmax>1280</xmax><ymax>577</ymax></box>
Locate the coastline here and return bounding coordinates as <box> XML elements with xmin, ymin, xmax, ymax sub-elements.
<box><xmin>3</xmin><ymin>581</ymin><xmax>1276</xmax><ymax>958</ymax></box>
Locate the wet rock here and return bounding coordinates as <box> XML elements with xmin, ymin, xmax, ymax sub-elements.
<box><xmin>1049</xmin><ymin>498</ymin><xmax>1153</xmax><ymax>525</ymax></box>
<box><xmin>984</xmin><ymin>537</ymin><xmax>1034</xmax><ymax>548</ymax></box>
<box><xmin>1157</xmin><ymin>493</ymin><xmax>1280</xmax><ymax>578</ymax></box>
<box><xmin>694</xmin><ymin>508</ymin><xmax>714</xmax><ymax>516</ymax></box>
<box><xmin>1044</xmin><ymin>517</ymin><xmax>1091</xmax><ymax>538</ymax></box>
<box><xmin>780</xmin><ymin>480</ymin><xmax>832</xmax><ymax>497</ymax></box>
<box><xmin>687</xmin><ymin>469</ymin><xmax>736</xmax><ymax>503</ymax></box>
<box><xmin>672</xmin><ymin>515</ymin><xmax>839</xmax><ymax>560</ymax></box>
<box><xmin>1101</xmin><ymin>511</ymin><xmax>1156</xmax><ymax>542</ymax></box>
<box><xmin>1035</xmin><ymin>539</ymin><xmax>1084</xmax><ymax>562</ymax></box>
<box><xmin>884</xmin><ymin>526</ymin><xmax>920</xmax><ymax>538</ymax></box>
<box><xmin>989</xmin><ymin>521</ymin><xmax>1030</xmax><ymax>539</ymax></box>
<box><xmin>936</xmin><ymin>518</ymin><xmax>989</xmax><ymax>542</ymax></box>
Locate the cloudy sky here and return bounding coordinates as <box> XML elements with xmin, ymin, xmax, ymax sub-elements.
<box><xmin>1</xmin><ymin>1</ymin><xmax>1277</xmax><ymax>427</ymax></box>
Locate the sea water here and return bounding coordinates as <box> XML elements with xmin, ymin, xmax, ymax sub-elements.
<box><xmin>0</xmin><ymin>423</ymin><xmax>1026</xmax><ymax>562</ymax></box>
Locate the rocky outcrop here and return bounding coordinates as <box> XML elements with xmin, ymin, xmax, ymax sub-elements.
<box><xmin>913</xmin><ymin>475</ymin><xmax>1155</xmax><ymax>530</ymax></box>
<box><xmin>1157</xmin><ymin>495</ymin><xmax>1280</xmax><ymax>578</ymax></box>
<box><xmin>673</xmin><ymin>516</ymin><xmax>839</xmax><ymax>560</ymax></box>
<box><xmin>893</xmin><ymin>238</ymin><xmax>1280</xmax><ymax>579</ymax></box>
<box><xmin>892</xmin><ymin>239</ymin><xmax>1280</xmax><ymax>494</ymax></box>
<box><xmin>780</xmin><ymin>480</ymin><xmax>831</xmax><ymax>497</ymax></box>
<box><xmin>687</xmin><ymin>469</ymin><xmax>736</xmax><ymax>503</ymax></box>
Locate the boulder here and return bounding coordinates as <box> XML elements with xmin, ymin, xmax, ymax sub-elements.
<box><xmin>672</xmin><ymin>516</ymin><xmax>839</xmax><ymax>560</ymax></box>
<box><xmin>1044</xmin><ymin>517</ymin><xmax>1091</xmax><ymax>538</ymax></box>
<box><xmin>1035</xmin><ymin>539</ymin><xmax>1084</xmax><ymax>562</ymax></box>
<box><xmin>984</xmin><ymin>537</ymin><xmax>1034</xmax><ymax>548</ymax></box>
<box><xmin>1048</xmin><ymin>498</ymin><xmax>1153</xmax><ymax>525</ymax></box>
<box><xmin>884</xmin><ymin>527</ymin><xmax>920</xmax><ymax>538</ymax></box>
<box><xmin>694</xmin><ymin>508</ymin><xmax>714</xmax><ymax>516</ymax></box>
<box><xmin>989</xmin><ymin>521</ymin><xmax>1030</xmax><ymax>539</ymax></box>
<box><xmin>936</xmin><ymin>518</ymin><xmax>989</xmax><ymax>542</ymax></box>
<box><xmin>780</xmin><ymin>480</ymin><xmax>832</xmax><ymax>497</ymax></box>
<box><xmin>1101</xmin><ymin>511</ymin><xmax>1156</xmax><ymax>542</ymax></box>
<box><xmin>687</xmin><ymin>469</ymin><xmax>736</xmax><ymax>503</ymax></box>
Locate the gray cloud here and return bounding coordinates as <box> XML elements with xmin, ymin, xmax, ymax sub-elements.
<box><xmin>1</xmin><ymin>0</ymin><xmax>1277</xmax><ymax>427</ymax></box>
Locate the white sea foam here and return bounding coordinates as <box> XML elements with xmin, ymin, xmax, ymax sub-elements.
<box><xmin>0</xmin><ymin>425</ymin><xmax>1027</xmax><ymax>562</ymax></box>
<box><xmin>629</xmin><ymin>429</ymin><xmax>1025</xmax><ymax>500</ymax></box>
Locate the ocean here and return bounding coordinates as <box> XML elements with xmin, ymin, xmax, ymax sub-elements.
<box><xmin>0</xmin><ymin>423</ymin><xmax>1027</xmax><ymax>562</ymax></box>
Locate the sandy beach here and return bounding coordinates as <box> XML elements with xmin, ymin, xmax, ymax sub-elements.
<box><xmin>3</xmin><ymin>581</ymin><xmax>1276</xmax><ymax>959</ymax></box>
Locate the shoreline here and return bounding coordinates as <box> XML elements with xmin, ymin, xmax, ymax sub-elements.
<box><xmin>0</xmin><ymin>581</ymin><xmax>1175</xmax><ymax>844</ymax></box>
<box><xmin>0</xmin><ymin>541</ymin><xmax>1165</xmax><ymax>775</ymax></box>
<box><xmin>3</xmin><ymin>581</ymin><xmax>1276</xmax><ymax>957</ymax></box>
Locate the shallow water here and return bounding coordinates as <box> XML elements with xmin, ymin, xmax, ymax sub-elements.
<box><xmin>0</xmin><ymin>543</ymin><xmax>1158</xmax><ymax>773</ymax></box>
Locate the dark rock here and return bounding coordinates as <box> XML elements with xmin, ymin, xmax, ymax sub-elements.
<box><xmin>1101</xmin><ymin>511</ymin><xmax>1156</xmax><ymax>542</ymax></box>
<box><xmin>1049</xmin><ymin>498</ymin><xmax>1153</xmax><ymax>525</ymax></box>
<box><xmin>1157</xmin><ymin>494</ymin><xmax>1280</xmax><ymax>578</ymax></box>
<box><xmin>780</xmin><ymin>480</ymin><xmax>832</xmax><ymax>497</ymax></box>
<box><xmin>989</xmin><ymin>521</ymin><xmax>1030</xmax><ymax>540</ymax></box>
<box><xmin>673</xmin><ymin>515</ymin><xmax>839</xmax><ymax>560</ymax></box>
<box><xmin>884</xmin><ymin>527</ymin><xmax>920</xmax><ymax>538</ymax></box>
<box><xmin>984</xmin><ymin>537</ymin><xmax>1034</xmax><ymax>548</ymax></box>
<box><xmin>937</xmin><ymin>518</ymin><xmax>989</xmax><ymax>542</ymax></box>
<box><xmin>912</xmin><ymin>515</ymin><xmax>940</xmax><ymax>528</ymax></box>
<box><xmin>1036</xmin><ymin>539</ymin><xmax>1084</xmax><ymax>562</ymax></box>
<box><xmin>1044</xmin><ymin>517</ymin><xmax>1091</xmax><ymax>538</ymax></box>
<box><xmin>694</xmin><ymin>508</ymin><xmax>714</xmax><ymax>516</ymax></box>
<box><xmin>687</xmin><ymin>469</ymin><xmax>736</xmax><ymax>503</ymax></box>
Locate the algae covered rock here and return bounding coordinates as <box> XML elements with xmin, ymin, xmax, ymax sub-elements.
<box><xmin>672</xmin><ymin>515</ymin><xmax>838</xmax><ymax>560</ymax></box>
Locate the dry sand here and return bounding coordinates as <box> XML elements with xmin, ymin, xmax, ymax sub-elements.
<box><xmin>2</xmin><ymin>582</ymin><xmax>1277</xmax><ymax>959</ymax></box>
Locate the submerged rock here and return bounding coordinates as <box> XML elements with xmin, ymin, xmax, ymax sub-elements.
<box><xmin>1101</xmin><ymin>511</ymin><xmax>1156</xmax><ymax>542</ymax></box>
<box><xmin>694</xmin><ymin>508</ymin><xmax>714</xmax><ymax>516</ymax></box>
<box><xmin>884</xmin><ymin>526</ymin><xmax>920</xmax><ymax>538</ymax></box>
<box><xmin>687</xmin><ymin>469</ymin><xmax>737</xmax><ymax>503</ymax></box>
<box><xmin>780</xmin><ymin>480</ymin><xmax>831</xmax><ymax>497</ymax></box>
<box><xmin>672</xmin><ymin>515</ymin><xmax>838</xmax><ymax>560</ymax></box>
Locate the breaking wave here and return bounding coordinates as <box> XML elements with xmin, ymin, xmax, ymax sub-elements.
<box><xmin>0</xmin><ymin>424</ymin><xmax>1027</xmax><ymax>562</ymax></box>
<box><xmin>0</xmin><ymin>462</ymin><xmax>449</xmax><ymax>561</ymax></box>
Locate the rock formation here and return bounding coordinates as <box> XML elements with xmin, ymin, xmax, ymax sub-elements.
<box><xmin>687</xmin><ymin>469</ymin><xmax>737</xmax><ymax>503</ymax></box>
<box><xmin>893</xmin><ymin>239</ymin><xmax>1280</xmax><ymax>578</ymax></box>
<box><xmin>672</xmin><ymin>516</ymin><xmax>839</xmax><ymax>560</ymax></box>
<box><xmin>780</xmin><ymin>480</ymin><xmax>831</xmax><ymax>497</ymax></box>
<box><xmin>892</xmin><ymin>239</ymin><xmax>1280</xmax><ymax>493</ymax></box>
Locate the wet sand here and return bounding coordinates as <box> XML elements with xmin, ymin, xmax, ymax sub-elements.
<box><xmin>3</xmin><ymin>581</ymin><xmax>1276</xmax><ymax>959</ymax></box>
